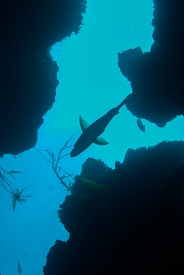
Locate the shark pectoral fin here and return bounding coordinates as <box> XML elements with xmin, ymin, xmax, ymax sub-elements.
<box><xmin>79</xmin><ymin>115</ymin><xmax>89</xmax><ymax>132</ymax></box>
<box><xmin>94</xmin><ymin>136</ymin><xmax>109</xmax><ymax>145</ymax></box>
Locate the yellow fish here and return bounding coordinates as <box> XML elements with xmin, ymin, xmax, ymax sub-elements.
<box><xmin>81</xmin><ymin>177</ymin><xmax>109</xmax><ymax>200</ymax></box>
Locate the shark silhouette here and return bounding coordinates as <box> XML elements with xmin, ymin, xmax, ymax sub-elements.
<box><xmin>70</xmin><ymin>93</ymin><xmax>133</xmax><ymax>157</ymax></box>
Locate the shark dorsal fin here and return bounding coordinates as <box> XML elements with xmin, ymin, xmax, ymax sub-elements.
<box><xmin>79</xmin><ymin>115</ymin><xmax>89</xmax><ymax>132</ymax></box>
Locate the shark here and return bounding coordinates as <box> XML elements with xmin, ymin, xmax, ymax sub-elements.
<box><xmin>70</xmin><ymin>93</ymin><xmax>133</xmax><ymax>157</ymax></box>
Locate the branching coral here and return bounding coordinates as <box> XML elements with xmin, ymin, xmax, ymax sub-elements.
<box><xmin>0</xmin><ymin>166</ymin><xmax>17</xmax><ymax>192</ymax></box>
<box><xmin>0</xmin><ymin>166</ymin><xmax>34</xmax><ymax>210</ymax></box>
<box><xmin>10</xmin><ymin>185</ymin><xmax>33</xmax><ymax>211</ymax></box>
<box><xmin>34</xmin><ymin>135</ymin><xmax>75</xmax><ymax>191</ymax></box>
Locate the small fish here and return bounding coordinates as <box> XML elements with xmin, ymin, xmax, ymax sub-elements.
<box><xmin>137</xmin><ymin>118</ymin><xmax>145</xmax><ymax>132</ymax></box>
<box><xmin>17</xmin><ymin>260</ymin><xmax>22</xmax><ymax>274</ymax></box>
<box><xmin>8</xmin><ymin>170</ymin><xmax>24</xmax><ymax>174</ymax></box>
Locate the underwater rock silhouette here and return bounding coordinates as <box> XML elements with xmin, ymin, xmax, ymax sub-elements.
<box><xmin>44</xmin><ymin>140</ymin><xmax>184</xmax><ymax>275</ymax></box>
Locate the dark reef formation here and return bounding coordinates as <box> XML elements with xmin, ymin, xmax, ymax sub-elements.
<box><xmin>0</xmin><ymin>0</ymin><xmax>86</xmax><ymax>156</ymax></box>
<box><xmin>118</xmin><ymin>0</ymin><xmax>184</xmax><ymax>127</ymax></box>
<box><xmin>1</xmin><ymin>0</ymin><xmax>184</xmax><ymax>154</ymax></box>
<box><xmin>44</xmin><ymin>141</ymin><xmax>184</xmax><ymax>274</ymax></box>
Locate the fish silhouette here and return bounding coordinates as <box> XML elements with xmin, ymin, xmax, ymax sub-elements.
<box><xmin>17</xmin><ymin>260</ymin><xmax>22</xmax><ymax>274</ymax></box>
<box><xmin>70</xmin><ymin>94</ymin><xmax>133</xmax><ymax>157</ymax></box>
<box><xmin>8</xmin><ymin>170</ymin><xmax>24</xmax><ymax>174</ymax></box>
<box><xmin>137</xmin><ymin>118</ymin><xmax>145</xmax><ymax>132</ymax></box>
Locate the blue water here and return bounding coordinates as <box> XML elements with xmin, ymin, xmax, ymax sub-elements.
<box><xmin>0</xmin><ymin>0</ymin><xmax>183</xmax><ymax>274</ymax></box>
